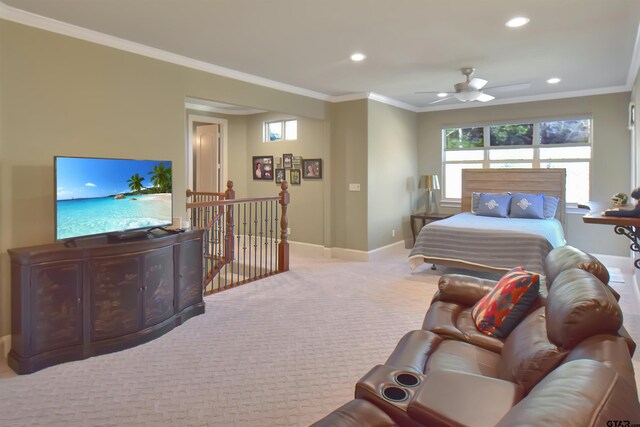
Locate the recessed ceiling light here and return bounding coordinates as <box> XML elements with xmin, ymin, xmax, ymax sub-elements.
<box><xmin>505</xmin><ymin>17</ymin><xmax>530</xmax><ymax>28</ymax></box>
<box><xmin>350</xmin><ymin>52</ymin><xmax>366</xmax><ymax>62</ymax></box>
<box><xmin>437</xmin><ymin>93</ymin><xmax>448</xmax><ymax>98</ymax></box>
<box><xmin>546</xmin><ymin>77</ymin><xmax>561</xmax><ymax>84</ymax></box>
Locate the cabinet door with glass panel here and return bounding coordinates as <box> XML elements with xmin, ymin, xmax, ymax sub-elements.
<box><xmin>442</xmin><ymin>118</ymin><xmax>591</xmax><ymax>204</ymax></box>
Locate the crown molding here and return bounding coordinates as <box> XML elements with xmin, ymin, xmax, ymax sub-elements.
<box><xmin>627</xmin><ymin>22</ymin><xmax>640</xmax><ymax>88</ymax></box>
<box><xmin>326</xmin><ymin>93</ymin><xmax>419</xmax><ymax>112</ymax></box>
<box><xmin>417</xmin><ymin>85</ymin><xmax>631</xmax><ymax>112</ymax></box>
<box><xmin>1</xmin><ymin>1</ymin><xmax>637</xmax><ymax>113</ymax></box>
<box><xmin>185</xmin><ymin>102</ymin><xmax>266</xmax><ymax>116</ymax></box>
<box><xmin>0</xmin><ymin>1</ymin><xmax>331</xmax><ymax>102</ymax></box>
<box><xmin>328</xmin><ymin>93</ymin><xmax>370</xmax><ymax>103</ymax></box>
<box><xmin>367</xmin><ymin>93</ymin><xmax>420</xmax><ymax>112</ymax></box>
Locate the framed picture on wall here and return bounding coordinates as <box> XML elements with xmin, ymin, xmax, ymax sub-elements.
<box><xmin>302</xmin><ymin>159</ymin><xmax>322</xmax><ymax>179</ymax></box>
<box><xmin>290</xmin><ymin>169</ymin><xmax>301</xmax><ymax>185</ymax></box>
<box><xmin>275</xmin><ymin>168</ymin><xmax>286</xmax><ymax>184</ymax></box>
<box><xmin>252</xmin><ymin>156</ymin><xmax>274</xmax><ymax>180</ymax></box>
<box><xmin>283</xmin><ymin>153</ymin><xmax>293</xmax><ymax>169</ymax></box>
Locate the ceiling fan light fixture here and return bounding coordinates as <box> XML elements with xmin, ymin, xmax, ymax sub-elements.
<box><xmin>477</xmin><ymin>93</ymin><xmax>495</xmax><ymax>102</ymax></box>
<box><xmin>505</xmin><ymin>17</ymin><xmax>530</xmax><ymax>28</ymax></box>
<box><xmin>454</xmin><ymin>91</ymin><xmax>481</xmax><ymax>102</ymax></box>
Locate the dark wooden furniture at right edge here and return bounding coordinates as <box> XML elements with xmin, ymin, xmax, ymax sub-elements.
<box><xmin>8</xmin><ymin>229</ymin><xmax>204</xmax><ymax>374</ymax></box>
<box><xmin>583</xmin><ymin>201</ymin><xmax>640</xmax><ymax>269</ymax></box>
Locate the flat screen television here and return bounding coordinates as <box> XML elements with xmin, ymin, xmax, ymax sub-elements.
<box><xmin>55</xmin><ymin>156</ymin><xmax>173</xmax><ymax>240</ymax></box>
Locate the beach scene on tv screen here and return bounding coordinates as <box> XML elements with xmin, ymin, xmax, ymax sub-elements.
<box><xmin>56</xmin><ymin>157</ymin><xmax>173</xmax><ymax>239</ymax></box>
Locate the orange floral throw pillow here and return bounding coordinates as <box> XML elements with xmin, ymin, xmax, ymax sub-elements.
<box><xmin>471</xmin><ymin>266</ymin><xmax>540</xmax><ymax>338</ymax></box>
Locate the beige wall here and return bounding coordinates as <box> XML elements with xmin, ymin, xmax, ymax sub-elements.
<box><xmin>632</xmin><ymin>70</ymin><xmax>640</xmax><ymax>282</ymax></box>
<box><xmin>633</xmin><ymin>72</ymin><xmax>640</xmax><ymax>189</ymax></box>
<box><xmin>367</xmin><ymin>101</ymin><xmax>418</xmax><ymax>250</ymax></box>
<box><xmin>186</xmin><ymin>110</ymin><xmax>330</xmax><ymax>246</ymax></box>
<box><xmin>245</xmin><ymin>113</ymin><xmax>329</xmax><ymax>246</ymax></box>
<box><xmin>329</xmin><ymin>100</ymin><xmax>369</xmax><ymax>251</ymax></box>
<box><xmin>0</xmin><ymin>20</ymin><xmax>327</xmax><ymax>337</ymax></box>
<box><xmin>418</xmin><ymin>93</ymin><xmax>632</xmax><ymax>256</ymax></box>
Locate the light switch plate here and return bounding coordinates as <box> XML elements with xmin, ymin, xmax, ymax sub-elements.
<box><xmin>349</xmin><ymin>183</ymin><xmax>361</xmax><ymax>191</ymax></box>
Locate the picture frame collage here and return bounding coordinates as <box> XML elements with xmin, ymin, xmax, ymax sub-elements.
<box><xmin>254</xmin><ymin>154</ymin><xmax>322</xmax><ymax>185</ymax></box>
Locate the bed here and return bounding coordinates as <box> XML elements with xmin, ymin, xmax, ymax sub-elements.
<box><xmin>408</xmin><ymin>169</ymin><xmax>567</xmax><ymax>274</ymax></box>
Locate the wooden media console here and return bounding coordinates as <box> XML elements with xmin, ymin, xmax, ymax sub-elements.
<box><xmin>8</xmin><ymin>229</ymin><xmax>204</xmax><ymax>374</ymax></box>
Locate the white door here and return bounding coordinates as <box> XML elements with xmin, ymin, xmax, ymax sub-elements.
<box><xmin>194</xmin><ymin>124</ymin><xmax>220</xmax><ymax>192</ymax></box>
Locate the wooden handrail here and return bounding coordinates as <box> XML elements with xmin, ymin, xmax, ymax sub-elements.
<box><xmin>187</xmin><ymin>179</ymin><xmax>290</xmax><ymax>294</ymax></box>
<box><xmin>186</xmin><ymin>196</ymin><xmax>280</xmax><ymax>209</ymax></box>
<box><xmin>186</xmin><ymin>190</ymin><xmax>225</xmax><ymax>197</ymax></box>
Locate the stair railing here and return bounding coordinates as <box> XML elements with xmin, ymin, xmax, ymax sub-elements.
<box><xmin>186</xmin><ymin>180</ymin><xmax>290</xmax><ymax>295</ymax></box>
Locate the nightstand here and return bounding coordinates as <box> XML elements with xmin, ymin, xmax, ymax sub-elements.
<box><xmin>410</xmin><ymin>213</ymin><xmax>452</xmax><ymax>244</ymax></box>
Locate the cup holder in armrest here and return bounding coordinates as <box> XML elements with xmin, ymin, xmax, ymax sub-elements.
<box><xmin>382</xmin><ymin>386</ymin><xmax>409</xmax><ymax>402</ymax></box>
<box><xmin>395</xmin><ymin>372</ymin><xmax>420</xmax><ymax>387</ymax></box>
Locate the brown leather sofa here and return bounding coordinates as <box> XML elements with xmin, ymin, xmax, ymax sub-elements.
<box><xmin>423</xmin><ymin>245</ymin><xmax>634</xmax><ymax>355</ymax></box>
<box><xmin>312</xmin><ymin>246</ymin><xmax>640</xmax><ymax>426</ymax></box>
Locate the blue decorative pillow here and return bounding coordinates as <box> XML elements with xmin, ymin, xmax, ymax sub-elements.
<box><xmin>476</xmin><ymin>193</ymin><xmax>511</xmax><ymax>218</ymax></box>
<box><xmin>510</xmin><ymin>193</ymin><xmax>545</xmax><ymax>219</ymax></box>
<box><xmin>472</xmin><ymin>192</ymin><xmax>511</xmax><ymax>213</ymax></box>
<box><xmin>543</xmin><ymin>195</ymin><xmax>560</xmax><ymax>219</ymax></box>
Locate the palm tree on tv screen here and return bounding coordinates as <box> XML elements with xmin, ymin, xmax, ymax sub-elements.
<box><xmin>149</xmin><ymin>162</ymin><xmax>172</xmax><ymax>193</ymax></box>
<box><xmin>127</xmin><ymin>173</ymin><xmax>145</xmax><ymax>193</ymax></box>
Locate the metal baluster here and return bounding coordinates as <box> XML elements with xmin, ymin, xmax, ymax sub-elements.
<box><xmin>235</xmin><ymin>205</ymin><xmax>240</xmax><ymax>285</ymax></box>
<box><xmin>214</xmin><ymin>207</ymin><xmax>219</xmax><ymax>292</ymax></box>
<box><xmin>248</xmin><ymin>202</ymin><xmax>253</xmax><ymax>280</ymax></box>
<box><xmin>269</xmin><ymin>200</ymin><xmax>274</xmax><ymax>273</ymax></box>
<box><xmin>223</xmin><ymin>206</ymin><xmax>228</xmax><ymax>290</ymax></box>
<box><xmin>253</xmin><ymin>202</ymin><xmax>258</xmax><ymax>278</ymax></box>
<box><xmin>243</xmin><ymin>203</ymin><xmax>247</xmax><ymax>284</ymax></box>
<box><xmin>275</xmin><ymin>199</ymin><xmax>279</xmax><ymax>271</ymax></box>
<box><xmin>264</xmin><ymin>201</ymin><xmax>269</xmax><ymax>275</ymax></box>
<box><xmin>229</xmin><ymin>205</ymin><xmax>238</xmax><ymax>286</ymax></box>
<box><xmin>204</xmin><ymin>206</ymin><xmax>210</xmax><ymax>289</ymax></box>
<box><xmin>259</xmin><ymin>201</ymin><xmax>263</xmax><ymax>278</ymax></box>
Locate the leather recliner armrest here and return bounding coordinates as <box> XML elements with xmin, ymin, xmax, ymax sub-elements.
<box><xmin>310</xmin><ymin>399</ymin><xmax>399</xmax><ymax>427</ymax></box>
<box><xmin>407</xmin><ymin>370</ymin><xmax>521</xmax><ymax>427</ymax></box>
<box><xmin>432</xmin><ymin>274</ymin><xmax>497</xmax><ymax>307</ymax></box>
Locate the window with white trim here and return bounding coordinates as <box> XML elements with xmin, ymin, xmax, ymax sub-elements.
<box><xmin>263</xmin><ymin>119</ymin><xmax>297</xmax><ymax>142</ymax></box>
<box><xmin>442</xmin><ymin>118</ymin><xmax>591</xmax><ymax>204</ymax></box>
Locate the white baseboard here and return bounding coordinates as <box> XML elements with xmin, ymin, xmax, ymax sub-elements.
<box><xmin>289</xmin><ymin>240</ymin><xmax>328</xmax><ymax>258</ymax></box>
<box><xmin>592</xmin><ymin>254</ymin><xmax>633</xmax><ymax>275</ymax></box>
<box><xmin>0</xmin><ymin>335</ymin><xmax>10</xmax><ymax>359</ymax></box>
<box><xmin>289</xmin><ymin>239</ymin><xmax>410</xmax><ymax>262</ymax></box>
<box><xmin>367</xmin><ymin>239</ymin><xmax>411</xmax><ymax>262</ymax></box>
<box><xmin>329</xmin><ymin>247</ymin><xmax>369</xmax><ymax>262</ymax></box>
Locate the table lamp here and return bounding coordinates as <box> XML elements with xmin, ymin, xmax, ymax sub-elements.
<box><xmin>420</xmin><ymin>174</ymin><xmax>440</xmax><ymax>214</ymax></box>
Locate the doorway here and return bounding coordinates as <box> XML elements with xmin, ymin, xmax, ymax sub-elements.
<box><xmin>187</xmin><ymin>115</ymin><xmax>228</xmax><ymax>193</ymax></box>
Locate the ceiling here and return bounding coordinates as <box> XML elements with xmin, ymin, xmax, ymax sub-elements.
<box><xmin>3</xmin><ymin>0</ymin><xmax>640</xmax><ymax>111</ymax></box>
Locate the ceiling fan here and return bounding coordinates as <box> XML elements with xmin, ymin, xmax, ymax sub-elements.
<box><xmin>417</xmin><ymin>67</ymin><xmax>529</xmax><ymax>104</ymax></box>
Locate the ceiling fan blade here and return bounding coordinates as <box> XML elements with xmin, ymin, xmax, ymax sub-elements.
<box><xmin>469</xmin><ymin>78</ymin><xmax>488</xmax><ymax>90</ymax></box>
<box><xmin>483</xmin><ymin>82</ymin><xmax>531</xmax><ymax>93</ymax></box>
<box><xmin>476</xmin><ymin>93</ymin><xmax>495</xmax><ymax>102</ymax></box>
<box><xmin>429</xmin><ymin>97</ymin><xmax>454</xmax><ymax>105</ymax></box>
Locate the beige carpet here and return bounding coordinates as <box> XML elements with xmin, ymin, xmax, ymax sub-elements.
<box><xmin>0</xmin><ymin>248</ymin><xmax>439</xmax><ymax>426</ymax></box>
<box><xmin>0</xmin><ymin>248</ymin><xmax>638</xmax><ymax>426</ymax></box>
